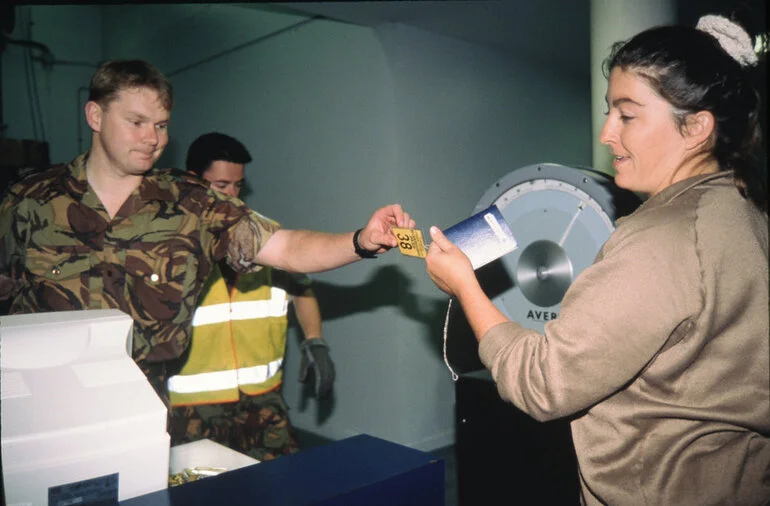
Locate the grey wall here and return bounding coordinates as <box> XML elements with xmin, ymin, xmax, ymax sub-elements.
<box><xmin>1</xmin><ymin>4</ymin><xmax>591</xmax><ymax>450</ymax></box>
<box><xmin>2</xmin><ymin>5</ymin><xmax>102</xmax><ymax>163</ymax></box>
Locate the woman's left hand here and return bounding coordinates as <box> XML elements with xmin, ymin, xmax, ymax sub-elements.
<box><xmin>426</xmin><ymin>226</ymin><xmax>475</xmax><ymax>296</ymax></box>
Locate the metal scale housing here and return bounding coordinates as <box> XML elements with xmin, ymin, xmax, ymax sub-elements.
<box><xmin>446</xmin><ymin>162</ymin><xmax>640</xmax><ymax>373</ymax></box>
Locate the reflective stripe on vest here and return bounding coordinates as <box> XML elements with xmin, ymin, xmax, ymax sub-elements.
<box><xmin>192</xmin><ymin>288</ymin><xmax>288</xmax><ymax>327</ymax></box>
<box><xmin>168</xmin><ymin>278</ymin><xmax>289</xmax><ymax>400</ymax></box>
<box><xmin>167</xmin><ymin>357</ymin><xmax>284</xmax><ymax>394</ymax></box>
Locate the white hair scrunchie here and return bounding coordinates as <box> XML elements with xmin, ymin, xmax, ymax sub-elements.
<box><xmin>696</xmin><ymin>14</ymin><xmax>758</xmax><ymax>67</ymax></box>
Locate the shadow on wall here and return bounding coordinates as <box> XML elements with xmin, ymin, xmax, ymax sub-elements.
<box><xmin>288</xmin><ymin>264</ymin><xmax>451</xmax><ymax>424</ymax></box>
<box><xmin>310</xmin><ymin>264</ymin><xmax>449</xmax><ymax>331</ymax></box>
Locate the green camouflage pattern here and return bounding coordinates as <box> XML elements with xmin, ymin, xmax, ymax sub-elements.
<box><xmin>0</xmin><ymin>153</ymin><xmax>279</xmax><ymax>363</ymax></box>
<box><xmin>170</xmin><ymin>390</ymin><xmax>300</xmax><ymax>462</ymax></box>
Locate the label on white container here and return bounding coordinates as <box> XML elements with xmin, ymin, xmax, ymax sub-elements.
<box><xmin>48</xmin><ymin>473</ymin><xmax>119</xmax><ymax>506</ymax></box>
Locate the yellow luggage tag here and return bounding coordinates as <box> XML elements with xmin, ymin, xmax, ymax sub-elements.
<box><xmin>391</xmin><ymin>227</ymin><xmax>428</xmax><ymax>258</ymax></box>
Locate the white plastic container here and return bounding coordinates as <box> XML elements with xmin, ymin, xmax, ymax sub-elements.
<box><xmin>1</xmin><ymin>309</ymin><xmax>170</xmax><ymax>506</ymax></box>
<box><xmin>170</xmin><ymin>439</ymin><xmax>259</xmax><ymax>476</ymax></box>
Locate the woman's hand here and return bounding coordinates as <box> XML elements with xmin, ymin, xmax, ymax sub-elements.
<box><xmin>426</xmin><ymin>226</ymin><xmax>475</xmax><ymax>296</ymax></box>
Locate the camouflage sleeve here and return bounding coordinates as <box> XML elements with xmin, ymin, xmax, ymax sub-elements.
<box><xmin>0</xmin><ymin>187</ymin><xmax>25</xmax><ymax>301</ymax></box>
<box><xmin>224</xmin><ymin>210</ymin><xmax>280</xmax><ymax>273</ymax></box>
<box><xmin>199</xmin><ymin>192</ymin><xmax>280</xmax><ymax>275</ymax></box>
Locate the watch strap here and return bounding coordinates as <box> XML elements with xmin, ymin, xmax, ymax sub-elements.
<box><xmin>353</xmin><ymin>228</ymin><xmax>378</xmax><ymax>258</ymax></box>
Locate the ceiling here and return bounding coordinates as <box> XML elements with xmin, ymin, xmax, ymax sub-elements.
<box><xmin>273</xmin><ymin>1</ymin><xmax>591</xmax><ymax>77</ymax></box>
<box><xmin>268</xmin><ymin>0</ymin><xmax>767</xmax><ymax>80</ymax></box>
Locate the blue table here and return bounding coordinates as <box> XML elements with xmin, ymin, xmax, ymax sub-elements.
<box><xmin>120</xmin><ymin>434</ymin><xmax>445</xmax><ymax>506</ymax></box>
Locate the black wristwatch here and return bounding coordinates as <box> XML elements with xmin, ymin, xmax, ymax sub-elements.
<box><xmin>353</xmin><ymin>228</ymin><xmax>378</xmax><ymax>258</ymax></box>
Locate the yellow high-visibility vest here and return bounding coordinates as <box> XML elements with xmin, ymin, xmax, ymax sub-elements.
<box><xmin>168</xmin><ymin>265</ymin><xmax>288</xmax><ymax>406</ymax></box>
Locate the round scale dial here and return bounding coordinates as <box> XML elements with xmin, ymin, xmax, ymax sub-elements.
<box><xmin>471</xmin><ymin>163</ymin><xmax>638</xmax><ymax>333</ymax></box>
<box><xmin>445</xmin><ymin>163</ymin><xmax>641</xmax><ymax>375</ymax></box>
<box><xmin>490</xmin><ymin>175</ymin><xmax>615</xmax><ymax>329</ymax></box>
<box><xmin>456</xmin><ymin>163</ymin><xmax>639</xmax><ymax>340</ymax></box>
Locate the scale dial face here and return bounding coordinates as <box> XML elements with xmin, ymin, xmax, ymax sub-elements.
<box><xmin>445</xmin><ymin>164</ymin><xmax>641</xmax><ymax>375</ymax></box>
<box><xmin>477</xmin><ymin>166</ymin><xmax>617</xmax><ymax>333</ymax></box>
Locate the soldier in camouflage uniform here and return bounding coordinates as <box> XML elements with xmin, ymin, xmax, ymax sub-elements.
<box><xmin>0</xmin><ymin>59</ymin><xmax>414</xmax><ymax>406</ymax></box>
<box><xmin>167</xmin><ymin>133</ymin><xmax>336</xmax><ymax>461</ymax></box>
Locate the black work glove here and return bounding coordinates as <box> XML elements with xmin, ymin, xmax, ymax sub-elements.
<box><xmin>299</xmin><ymin>338</ymin><xmax>336</xmax><ymax>398</ymax></box>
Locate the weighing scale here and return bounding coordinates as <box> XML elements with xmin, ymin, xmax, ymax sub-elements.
<box><xmin>446</xmin><ymin>163</ymin><xmax>640</xmax><ymax>374</ymax></box>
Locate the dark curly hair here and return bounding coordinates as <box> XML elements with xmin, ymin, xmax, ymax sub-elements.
<box><xmin>185</xmin><ymin>132</ymin><xmax>252</xmax><ymax>177</ymax></box>
<box><xmin>603</xmin><ymin>15</ymin><xmax>767</xmax><ymax>212</ymax></box>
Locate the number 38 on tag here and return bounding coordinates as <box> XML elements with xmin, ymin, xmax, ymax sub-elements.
<box><xmin>391</xmin><ymin>227</ymin><xmax>428</xmax><ymax>258</ymax></box>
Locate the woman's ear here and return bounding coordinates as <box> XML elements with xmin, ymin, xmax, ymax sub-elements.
<box><xmin>84</xmin><ymin>101</ymin><xmax>102</xmax><ymax>132</ymax></box>
<box><xmin>683</xmin><ymin>111</ymin><xmax>715</xmax><ymax>150</ymax></box>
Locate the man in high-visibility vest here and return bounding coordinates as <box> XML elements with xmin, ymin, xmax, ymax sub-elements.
<box><xmin>168</xmin><ymin>132</ymin><xmax>335</xmax><ymax>461</ymax></box>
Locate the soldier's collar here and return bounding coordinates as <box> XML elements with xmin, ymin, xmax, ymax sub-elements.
<box><xmin>65</xmin><ymin>153</ymin><xmax>91</xmax><ymax>200</ymax></box>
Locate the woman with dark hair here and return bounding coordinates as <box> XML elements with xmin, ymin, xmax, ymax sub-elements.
<box><xmin>426</xmin><ymin>12</ymin><xmax>769</xmax><ymax>506</ymax></box>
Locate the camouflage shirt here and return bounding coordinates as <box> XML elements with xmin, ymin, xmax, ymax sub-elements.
<box><xmin>0</xmin><ymin>153</ymin><xmax>279</xmax><ymax>362</ymax></box>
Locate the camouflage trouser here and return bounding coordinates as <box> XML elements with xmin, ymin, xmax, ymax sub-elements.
<box><xmin>169</xmin><ymin>389</ymin><xmax>300</xmax><ymax>462</ymax></box>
